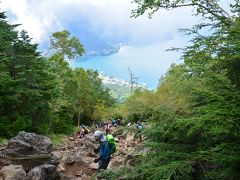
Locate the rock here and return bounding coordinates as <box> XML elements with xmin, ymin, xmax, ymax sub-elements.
<box><xmin>57</xmin><ymin>163</ymin><xmax>65</xmax><ymax>172</ymax></box>
<box><xmin>57</xmin><ymin>147</ymin><xmax>66</xmax><ymax>151</ymax></box>
<box><xmin>112</xmin><ymin>129</ymin><xmax>123</xmax><ymax>136</ymax></box>
<box><xmin>118</xmin><ymin>149</ymin><xmax>127</xmax><ymax>155</ymax></box>
<box><xmin>68</xmin><ymin>137</ymin><xmax>74</xmax><ymax>141</ymax></box>
<box><xmin>76</xmin><ymin>171</ymin><xmax>86</xmax><ymax>178</ymax></box>
<box><xmin>84</xmin><ymin>134</ymin><xmax>95</xmax><ymax>142</ymax></box>
<box><xmin>67</xmin><ymin>145</ymin><xmax>74</xmax><ymax>149</ymax></box>
<box><xmin>73</xmin><ymin>147</ymin><xmax>79</xmax><ymax>151</ymax></box>
<box><xmin>134</xmin><ymin>145</ymin><xmax>150</xmax><ymax>155</ymax></box>
<box><xmin>74</xmin><ymin>155</ymin><xmax>83</xmax><ymax>163</ymax></box>
<box><xmin>82</xmin><ymin>157</ymin><xmax>93</xmax><ymax>164</ymax></box>
<box><xmin>87</xmin><ymin>151</ymin><xmax>96</xmax><ymax>157</ymax></box>
<box><xmin>125</xmin><ymin>134</ymin><xmax>134</xmax><ymax>142</ymax></box>
<box><xmin>0</xmin><ymin>165</ymin><xmax>26</xmax><ymax>180</ymax></box>
<box><xmin>64</xmin><ymin>156</ymin><xmax>75</xmax><ymax>164</ymax></box>
<box><xmin>117</xmin><ymin>134</ymin><xmax>127</xmax><ymax>139</ymax></box>
<box><xmin>85</xmin><ymin>141</ymin><xmax>99</xmax><ymax>151</ymax></box>
<box><xmin>0</xmin><ymin>132</ymin><xmax>59</xmax><ymax>171</ymax></box>
<box><xmin>116</xmin><ymin>157</ymin><xmax>123</xmax><ymax>163</ymax></box>
<box><xmin>3</xmin><ymin>131</ymin><xmax>52</xmax><ymax>155</ymax></box>
<box><xmin>0</xmin><ymin>156</ymin><xmax>11</xmax><ymax>167</ymax></box>
<box><xmin>26</xmin><ymin>164</ymin><xmax>59</xmax><ymax>180</ymax></box>
<box><xmin>127</xmin><ymin>141</ymin><xmax>136</xmax><ymax>147</ymax></box>
<box><xmin>81</xmin><ymin>144</ymin><xmax>87</xmax><ymax>149</ymax></box>
<box><xmin>124</xmin><ymin>153</ymin><xmax>141</xmax><ymax>166</ymax></box>
<box><xmin>59</xmin><ymin>173</ymin><xmax>75</xmax><ymax>180</ymax></box>
<box><xmin>64</xmin><ymin>155</ymin><xmax>83</xmax><ymax>164</ymax></box>
<box><xmin>114</xmin><ymin>137</ymin><xmax>120</xmax><ymax>143</ymax></box>
<box><xmin>89</xmin><ymin>162</ymin><xmax>98</xmax><ymax>170</ymax></box>
<box><xmin>17</xmin><ymin>153</ymin><xmax>59</xmax><ymax>171</ymax></box>
<box><xmin>76</xmin><ymin>170</ymin><xmax>83</xmax><ymax>176</ymax></box>
<box><xmin>76</xmin><ymin>176</ymin><xmax>87</xmax><ymax>180</ymax></box>
<box><xmin>52</xmin><ymin>151</ymin><xmax>62</xmax><ymax>160</ymax></box>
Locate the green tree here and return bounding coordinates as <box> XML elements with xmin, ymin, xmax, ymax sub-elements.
<box><xmin>48</xmin><ymin>30</ymin><xmax>85</xmax><ymax>60</ymax></box>
<box><xmin>132</xmin><ymin>0</ymin><xmax>232</xmax><ymax>22</ymax></box>
<box><xmin>46</xmin><ymin>30</ymin><xmax>85</xmax><ymax>133</ymax></box>
<box><xmin>104</xmin><ymin>1</ymin><xmax>240</xmax><ymax>179</ymax></box>
<box><xmin>73</xmin><ymin>68</ymin><xmax>115</xmax><ymax>126</ymax></box>
<box><xmin>47</xmin><ymin>30</ymin><xmax>114</xmax><ymax>131</ymax></box>
<box><xmin>0</xmin><ymin>12</ymin><xmax>58</xmax><ymax>136</ymax></box>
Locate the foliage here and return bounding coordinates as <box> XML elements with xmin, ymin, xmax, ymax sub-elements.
<box><xmin>49</xmin><ymin>134</ymin><xmax>67</xmax><ymax>146</ymax></box>
<box><xmin>0</xmin><ymin>12</ymin><xmax>115</xmax><ymax>137</ymax></box>
<box><xmin>0</xmin><ymin>137</ymin><xmax>8</xmax><ymax>145</ymax></box>
<box><xmin>108</xmin><ymin>1</ymin><xmax>240</xmax><ymax>179</ymax></box>
<box><xmin>102</xmin><ymin>83</ymin><xmax>136</xmax><ymax>102</ymax></box>
<box><xmin>48</xmin><ymin>30</ymin><xmax>85</xmax><ymax>60</ymax></box>
<box><xmin>132</xmin><ymin>0</ymin><xmax>233</xmax><ymax>24</ymax></box>
<box><xmin>0</xmin><ymin>13</ymin><xmax>59</xmax><ymax>136</ymax></box>
<box><xmin>46</xmin><ymin>31</ymin><xmax>114</xmax><ymax>132</ymax></box>
<box><xmin>72</xmin><ymin>68</ymin><xmax>115</xmax><ymax>125</ymax></box>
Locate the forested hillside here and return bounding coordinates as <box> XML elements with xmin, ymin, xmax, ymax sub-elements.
<box><xmin>98</xmin><ymin>73</ymin><xmax>149</xmax><ymax>102</ymax></box>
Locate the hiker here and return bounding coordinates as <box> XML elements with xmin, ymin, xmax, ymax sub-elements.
<box><xmin>104</xmin><ymin>123</ymin><xmax>111</xmax><ymax>135</ymax></box>
<box><xmin>136</xmin><ymin>121</ymin><xmax>143</xmax><ymax>129</ymax></box>
<box><xmin>135</xmin><ymin>121</ymin><xmax>144</xmax><ymax>142</ymax></box>
<box><xmin>93</xmin><ymin>130</ymin><xmax>111</xmax><ymax>170</ymax></box>
<box><xmin>96</xmin><ymin>122</ymin><xmax>102</xmax><ymax>129</ymax></box>
<box><xmin>79</xmin><ymin>128</ymin><xmax>85</xmax><ymax>138</ymax></box>
<box><xmin>81</xmin><ymin>124</ymin><xmax>90</xmax><ymax>134</ymax></box>
<box><xmin>111</xmin><ymin>118</ymin><xmax>117</xmax><ymax>127</ymax></box>
<box><xmin>116</xmin><ymin>118</ymin><xmax>120</xmax><ymax>125</ymax></box>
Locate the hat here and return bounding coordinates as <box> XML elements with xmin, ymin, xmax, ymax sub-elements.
<box><xmin>93</xmin><ymin>130</ymin><xmax>106</xmax><ymax>142</ymax></box>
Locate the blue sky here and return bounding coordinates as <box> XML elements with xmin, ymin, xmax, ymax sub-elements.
<box><xmin>1</xmin><ymin>0</ymin><xmax>232</xmax><ymax>88</ymax></box>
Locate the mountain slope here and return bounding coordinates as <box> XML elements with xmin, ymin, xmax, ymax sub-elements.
<box><xmin>99</xmin><ymin>73</ymin><xmax>148</xmax><ymax>102</ymax></box>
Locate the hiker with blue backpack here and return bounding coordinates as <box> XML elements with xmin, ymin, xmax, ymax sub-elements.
<box><xmin>135</xmin><ymin>121</ymin><xmax>144</xmax><ymax>142</ymax></box>
<box><xmin>93</xmin><ymin>130</ymin><xmax>116</xmax><ymax>170</ymax></box>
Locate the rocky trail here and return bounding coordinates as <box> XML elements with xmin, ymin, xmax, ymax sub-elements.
<box><xmin>0</xmin><ymin>126</ymin><xmax>149</xmax><ymax>180</ymax></box>
<box><xmin>56</xmin><ymin>126</ymin><xmax>148</xmax><ymax>179</ymax></box>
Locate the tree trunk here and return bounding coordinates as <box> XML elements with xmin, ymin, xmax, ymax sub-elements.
<box><xmin>77</xmin><ymin>111</ymin><xmax>80</xmax><ymax>127</ymax></box>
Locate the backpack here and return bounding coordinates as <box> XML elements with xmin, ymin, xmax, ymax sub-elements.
<box><xmin>106</xmin><ymin>134</ymin><xmax>116</xmax><ymax>154</ymax></box>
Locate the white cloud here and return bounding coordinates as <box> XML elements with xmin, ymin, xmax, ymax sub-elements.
<box><xmin>100</xmin><ymin>35</ymin><xmax>186</xmax><ymax>87</ymax></box>
<box><xmin>1</xmin><ymin>0</ymin><xmax>62</xmax><ymax>42</ymax></box>
<box><xmin>3</xmin><ymin>0</ymin><xmax>229</xmax><ymax>88</ymax></box>
<box><xmin>1</xmin><ymin>0</ymin><xmax>199</xmax><ymax>44</ymax></box>
<box><xmin>71</xmin><ymin>34</ymin><xmax>188</xmax><ymax>88</ymax></box>
<box><xmin>56</xmin><ymin>0</ymin><xmax>200</xmax><ymax>44</ymax></box>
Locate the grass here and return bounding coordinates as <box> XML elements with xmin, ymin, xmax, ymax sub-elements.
<box><xmin>0</xmin><ymin>137</ymin><xmax>8</xmax><ymax>145</ymax></box>
<box><xmin>49</xmin><ymin>134</ymin><xmax>67</xmax><ymax>146</ymax></box>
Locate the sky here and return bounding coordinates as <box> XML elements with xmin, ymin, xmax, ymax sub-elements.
<box><xmin>0</xmin><ymin>0</ymin><xmax>232</xmax><ymax>89</ymax></box>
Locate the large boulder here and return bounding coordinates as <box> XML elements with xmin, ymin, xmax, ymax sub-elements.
<box><xmin>3</xmin><ymin>131</ymin><xmax>52</xmax><ymax>155</ymax></box>
<box><xmin>0</xmin><ymin>132</ymin><xmax>59</xmax><ymax>171</ymax></box>
<box><xmin>0</xmin><ymin>165</ymin><xmax>26</xmax><ymax>180</ymax></box>
<box><xmin>26</xmin><ymin>164</ymin><xmax>59</xmax><ymax>180</ymax></box>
